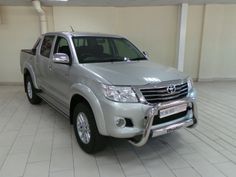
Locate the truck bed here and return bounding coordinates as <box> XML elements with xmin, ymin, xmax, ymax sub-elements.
<box><xmin>20</xmin><ymin>49</ymin><xmax>37</xmax><ymax>75</ymax></box>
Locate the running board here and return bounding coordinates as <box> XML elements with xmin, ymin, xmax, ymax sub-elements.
<box><xmin>37</xmin><ymin>92</ymin><xmax>70</xmax><ymax>120</ymax></box>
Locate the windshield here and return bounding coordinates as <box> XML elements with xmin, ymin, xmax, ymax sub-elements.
<box><xmin>72</xmin><ymin>37</ymin><xmax>147</xmax><ymax>63</ymax></box>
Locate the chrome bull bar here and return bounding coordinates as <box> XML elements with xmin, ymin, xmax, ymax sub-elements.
<box><xmin>129</xmin><ymin>99</ymin><xmax>198</xmax><ymax>147</ymax></box>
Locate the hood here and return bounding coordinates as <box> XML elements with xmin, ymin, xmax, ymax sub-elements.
<box><xmin>83</xmin><ymin>61</ymin><xmax>187</xmax><ymax>85</ymax></box>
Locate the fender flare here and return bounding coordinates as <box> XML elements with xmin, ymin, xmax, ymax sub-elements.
<box><xmin>23</xmin><ymin>63</ymin><xmax>39</xmax><ymax>89</ymax></box>
<box><xmin>70</xmin><ymin>83</ymin><xmax>107</xmax><ymax>135</ymax></box>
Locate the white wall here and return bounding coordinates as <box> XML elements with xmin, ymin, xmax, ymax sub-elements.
<box><xmin>0</xmin><ymin>4</ymin><xmax>236</xmax><ymax>83</ymax></box>
<box><xmin>116</xmin><ymin>6</ymin><xmax>178</xmax><ymax>67</ymax></box>
<box><xmin>199</xmin><ymin>4</ymin><xmax>236</xmax><ymax>80</ymax></box>
<box><xmin>0</xmin><ymin>6</ymin><xmax>40</xmax><ymax>83</ymax></box>
<box><xmin>53</xmin><ymin>6</ymin><xmax>178</xmax><ymax>67</ymax></box>
<box><xmin>54</xmin><ymin>7</ymin><xmax>116</xmax><ymax>34</ymax></box>
<box><xmin>0</xmin><ymin>6</ymin><xmax>54</xmax><ymax>84</ymax></box>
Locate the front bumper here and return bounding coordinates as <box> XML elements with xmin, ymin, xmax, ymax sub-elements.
<box><xmin>129</xmin><ymin>99</ymin><xmax>198</xmax><ymax>147</ymax></box>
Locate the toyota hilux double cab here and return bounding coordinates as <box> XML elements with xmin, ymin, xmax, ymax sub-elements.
<box><xmin>20</xmin><ymin>32</ymin><xmax>198</xmax><ymax>154</ymax></box>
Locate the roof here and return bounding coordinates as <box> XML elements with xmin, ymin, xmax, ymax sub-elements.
<box><xmin>44</xmin><ymin>31</ymin><xmax>124</xmax><ymax>38</ymax></box>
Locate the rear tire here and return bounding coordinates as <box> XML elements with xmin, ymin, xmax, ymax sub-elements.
<box><xmin>25</xmin><ymin>75</ymin><xmax>42</xmax><ymax>105</ymax></box>
<box><xmin>73</xmin><ymin>103</ymin><xmax>107</xmax><ymax>154</ymax></box>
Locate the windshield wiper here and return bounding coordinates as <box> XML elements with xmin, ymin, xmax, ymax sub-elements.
<box><xmin>104</xmin><ymin>58</ymin><xmax>125</xmax><ymax>62</ymax></box>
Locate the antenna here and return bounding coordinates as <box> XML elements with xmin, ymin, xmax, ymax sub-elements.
<box><xmin>70</xmin><ymin>26</ymin><xmax>75</xmax><ymax>32</ymax></box>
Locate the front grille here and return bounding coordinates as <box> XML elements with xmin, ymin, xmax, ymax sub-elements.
<box><xmin>140</xmin><ymin>82</ymin><xmax>188</xmax><ymax>104</ymax></box>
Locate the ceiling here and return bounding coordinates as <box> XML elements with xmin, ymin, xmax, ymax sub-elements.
<box><xmin>0</xmin><ymin>0</ymin><xmax>236</xmax><ymax>6</ymax></box>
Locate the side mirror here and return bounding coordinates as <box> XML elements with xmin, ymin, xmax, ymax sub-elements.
<box><xmin>143</xmin><ymin>51</ymin><xmax>149</xmax><ymax>58</ymax></box>
<box><xmin>53</xmin><ymin>53</ymin><xmax>70</xmax><ymax>65</ymax></box>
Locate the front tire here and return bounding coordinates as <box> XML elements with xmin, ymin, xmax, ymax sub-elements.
<box><xmin>73</xmin><ymin>103</ymin><xmax>107</xmax><ymax>154</ymax></box>
<box><xmin>25</xmin><ymin>76</ymin><xmax>42</xmax><ymax>105</ymax></box>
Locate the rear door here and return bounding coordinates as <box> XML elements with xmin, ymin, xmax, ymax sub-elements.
<box><xmin>36</xmin><ymin>35</ymin><xmax>56</xmax><ymax>91</ymax></box>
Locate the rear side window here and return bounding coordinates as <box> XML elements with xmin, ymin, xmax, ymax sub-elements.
<box><xmin>40</xmin><ymin>36</ymin><xmax>55</xmax><ymax>58</ymax></box>
<box><xmin>32</xmin><ymin>38</ymin><xmax>41</xmax><ymax>50</ymax></box>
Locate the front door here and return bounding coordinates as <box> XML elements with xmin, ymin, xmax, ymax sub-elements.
<box><xmin>46</xmin><ymin>36</ymin><xmax>72</xmax><ymax>111</ymax></box>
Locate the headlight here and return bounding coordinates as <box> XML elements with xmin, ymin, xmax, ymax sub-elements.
<box><xmin>187</xmin><ymin>78</ymin><xmax>193</xmax><ymax>91</ymax></box>
<box><xmin>102</xmin><ymin>84</ymin><xmax>138</xmax><ymax>103</ymax></box>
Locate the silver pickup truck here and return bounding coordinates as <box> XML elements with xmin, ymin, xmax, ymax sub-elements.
<box><xmin>20</xmin><ymin>32</ymin><xmax>198</xmax><ymax>153</ymax></box>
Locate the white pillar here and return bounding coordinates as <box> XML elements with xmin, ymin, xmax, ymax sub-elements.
<box><xmin>177</xmin><ymin>3</ymin><xmax>188</xmax><ymax>72</ymax></box>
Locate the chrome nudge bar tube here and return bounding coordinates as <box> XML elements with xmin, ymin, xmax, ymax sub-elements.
<box><xmin>129</xmin><ymin>99</ymin><xmax>198</xmax><ymax>147</ymax></box>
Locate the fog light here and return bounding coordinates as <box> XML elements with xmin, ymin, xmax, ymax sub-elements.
<box><xmin>115</xmin><ymin>117</ymin><xmax>126</xmax><ymax>128</ymax></box>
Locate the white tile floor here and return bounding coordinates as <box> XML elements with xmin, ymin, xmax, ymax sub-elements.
<box><xmin>0</xmin><ymin>82</ymin><xmax>236</xmax><ymax>177</ymax></box>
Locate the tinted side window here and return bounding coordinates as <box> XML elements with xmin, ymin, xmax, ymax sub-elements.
<box><xmin>40</xmin><ymin>36</ymin><xmax>55</xmax><ymax>58</ymax></box>
<box><xmin>31</xmin><ymin>38</ymin><xmax>41</xmax><ymax>55</ymax></box>
<box><xmin>33</xmin><ymin>38</ymin><xmax>41</xmax><ymax>50</ymax></box>
<box><xmin>54</xmin><ymin>37</ymin><xmax>71</xmax><ymax>59</ymax></box>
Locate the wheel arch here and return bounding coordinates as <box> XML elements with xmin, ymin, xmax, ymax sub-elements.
<box><xmin>23</xmin><ymin>66</ymin><xmax>39</xmax><ymax>91</ymax></box>
<box><xmin>70</xmin><ymin>94</ymin><xmax>89</xmax><ymax>124</ymax></box>
<box><xmin>69</xmin><ymin>84</ymin><xmax>107</xmax><ymax>136</ymax></box>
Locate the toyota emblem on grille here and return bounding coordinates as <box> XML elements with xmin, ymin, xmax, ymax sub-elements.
<box><xmin>167</xmin><ymin>84</ymin><xmax>176</xmax><ymax>94</ymax></box>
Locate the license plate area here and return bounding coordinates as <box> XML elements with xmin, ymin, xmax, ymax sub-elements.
<box><xmin>159</xmin><ymin>104</ymin><xmax>187</xmax><ymax>119</ymax></box>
